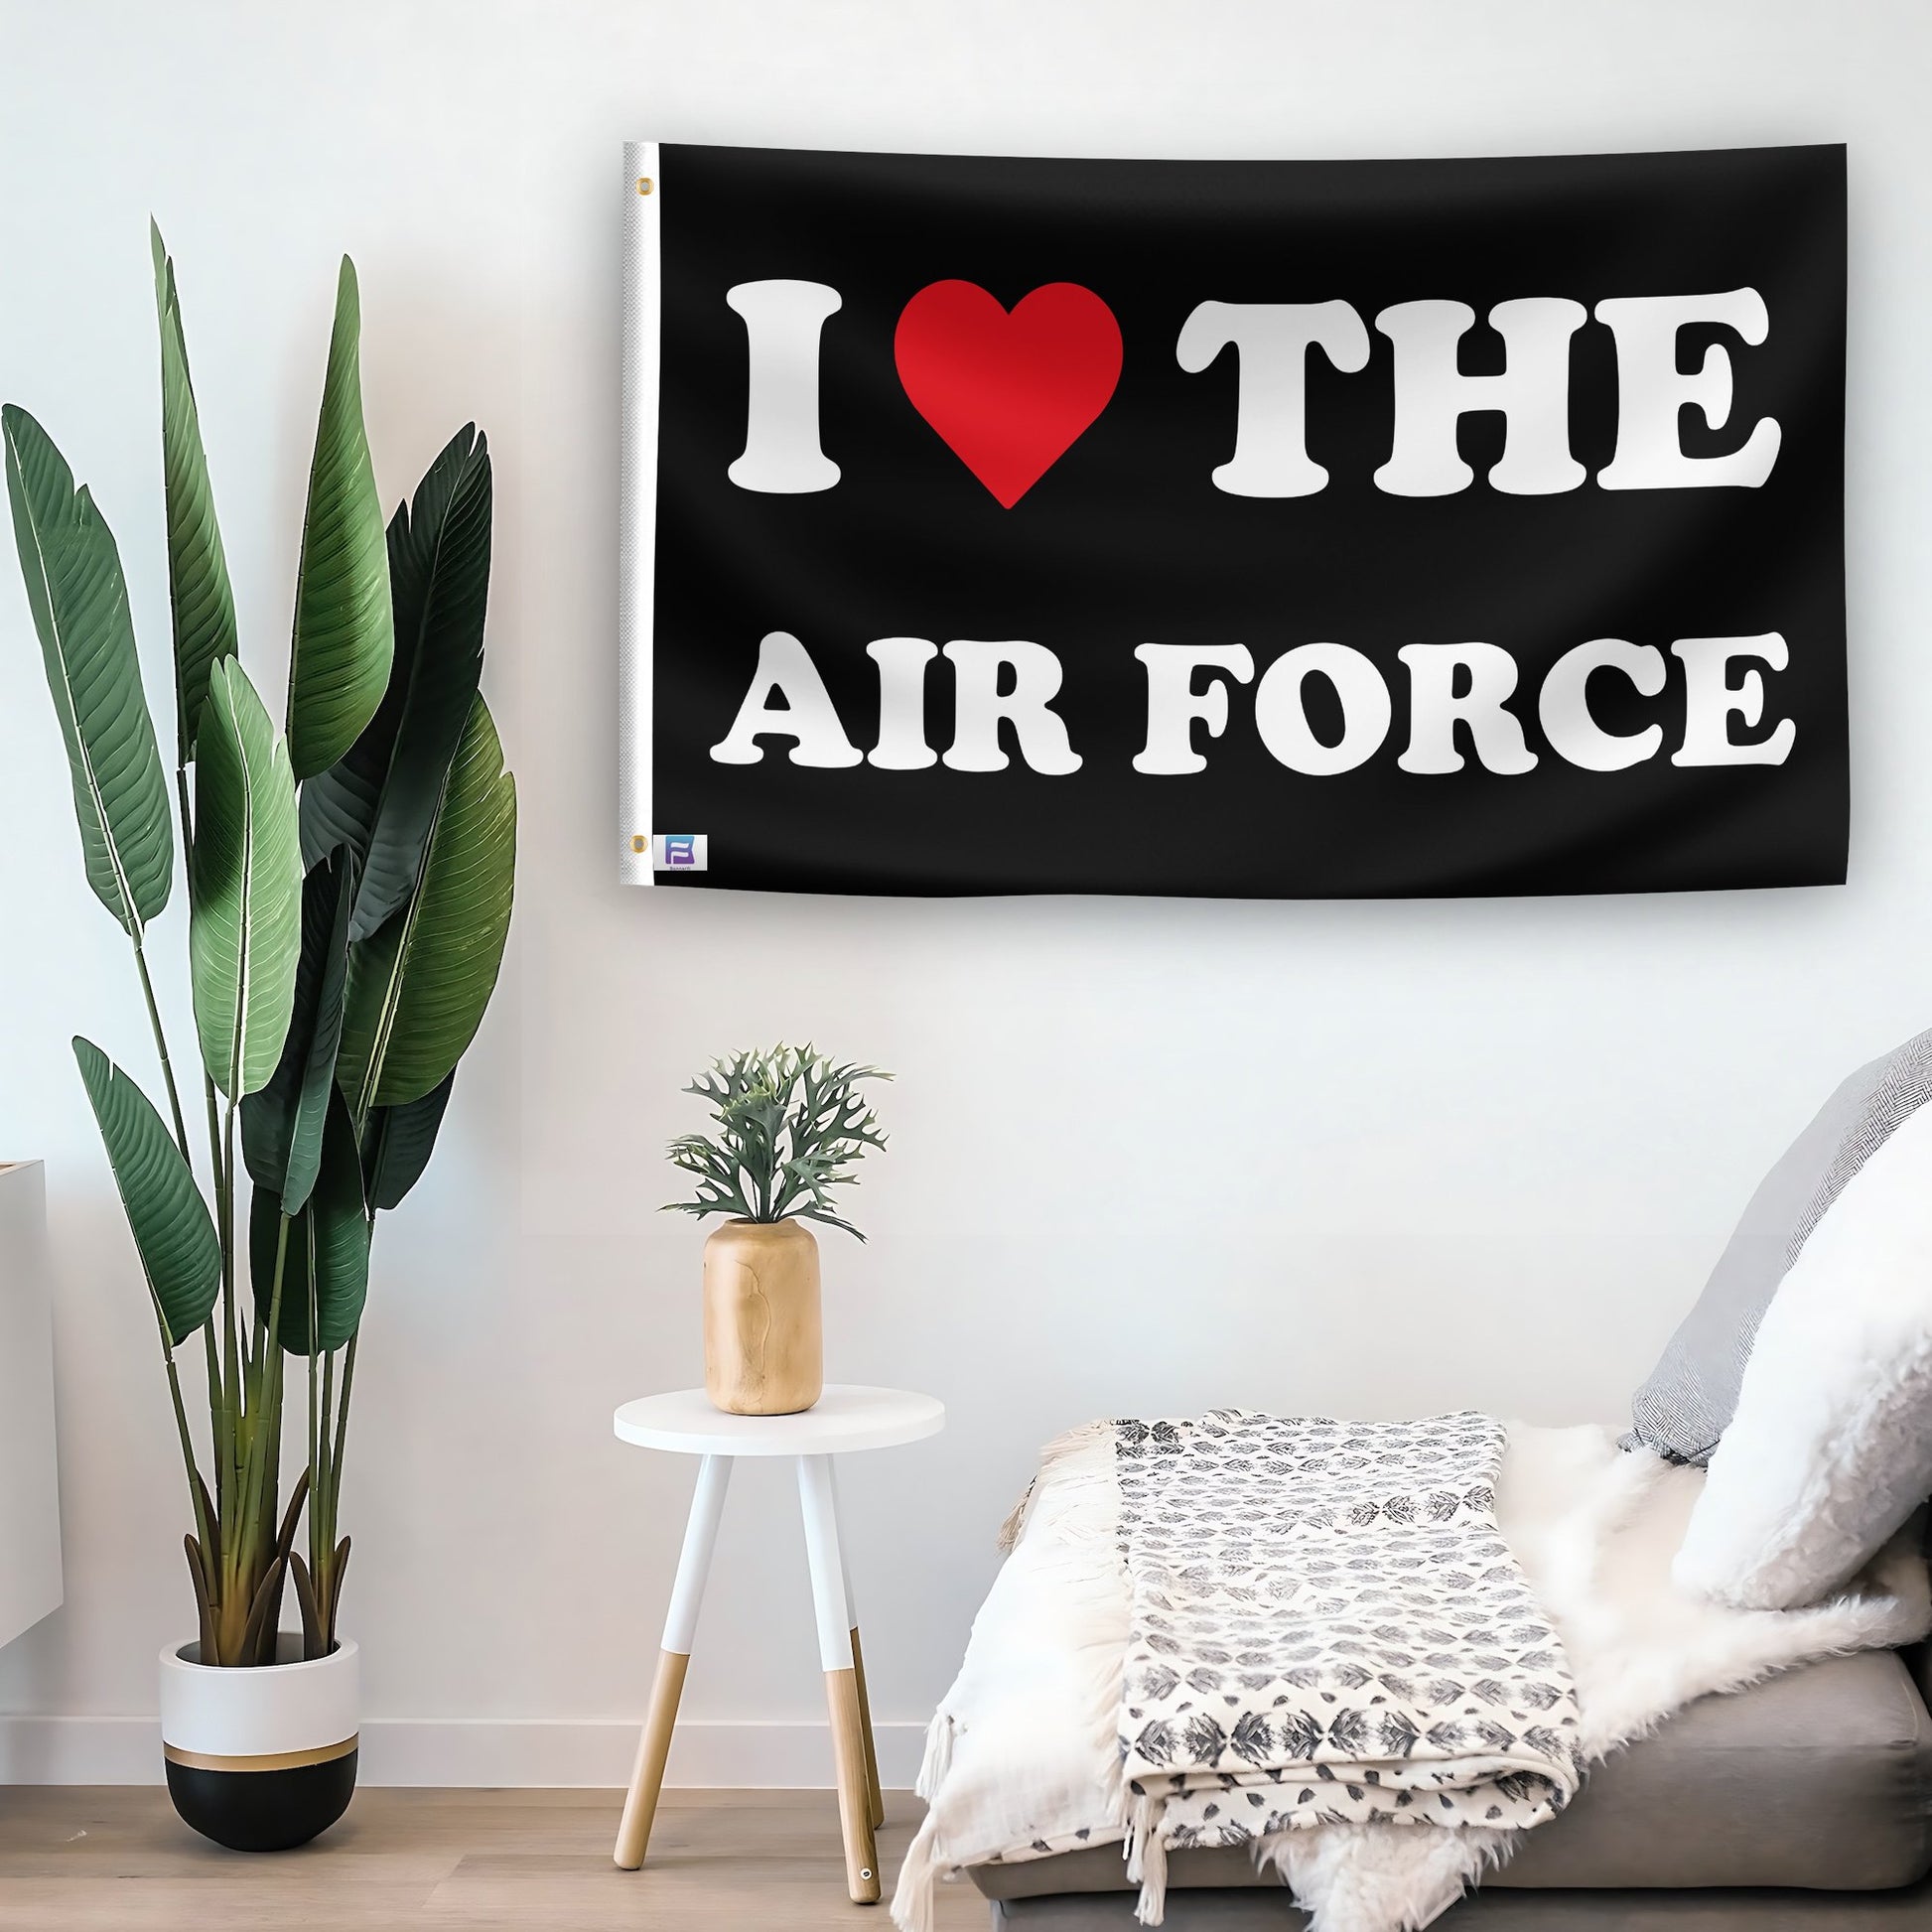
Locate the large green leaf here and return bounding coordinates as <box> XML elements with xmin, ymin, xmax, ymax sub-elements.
<box><xmin>3</xmin><ymin>405</ymin><xmax>174</xmax><ymax>936</ymax></box>
<box><xmin>73</xmin><ymin>1036</ymin><xmax>219</xmax><ymax>1347</ymax></box>
<box><xmin>339</xmin><ymin>695</ymin><xmax>515</xmax><ymax>1115</ymax></box>
<box><xmin>361</xmin><ymin>1069</ymin><xmax>455</xmax><ymax>1212</ymax></box>
<box><xmin>190</xmin><ymin>658</ymin><xmax>303</xmax><ymax>1099</ymax></box>
<box><xmin>301</xmin><ymin>425</ymin><xmax>490</xmax><ymax>940</ymax></box>
<box><xmin>241</xmin><ymin>848</ymin><xmax>354</xmax><ymax>1213</ymax></box>
<box><xmin>250</xmin><ymin>1087</ymin><xmax>369</xmax><ymax>1355</ymax></box>
<box><xmin>151</xmin><ymin>223</ymin><xmax>237</xmax><ymax>762</ymax></box>
<box><xmin>287</xmin><ymin>258</ymin><xmax>392</xmax><ymax>780</ymax></box>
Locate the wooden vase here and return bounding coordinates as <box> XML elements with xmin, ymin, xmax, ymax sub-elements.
<box><xmin>702</xmin><ymin>1218</ymin><xmax>823</xmax><ymax>1416</ymax></box>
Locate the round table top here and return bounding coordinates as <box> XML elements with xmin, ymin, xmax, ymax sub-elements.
<box><xmin>613</xmin><ymin>1384</ymin><xmax>945</xmax><ymax>1457</ymax></box>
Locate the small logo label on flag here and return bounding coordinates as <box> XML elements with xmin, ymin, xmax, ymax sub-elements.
<box><xmin>651</xmin><ymin>834</ymin><xmax>708</xmax><ymax>872</ymax></box>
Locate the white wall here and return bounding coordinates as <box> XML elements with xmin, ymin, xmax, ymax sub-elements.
<box><xmin>1</xmin><ymin>0</ymin><xmax>1928</xmax><ymax>1785</ymax></box>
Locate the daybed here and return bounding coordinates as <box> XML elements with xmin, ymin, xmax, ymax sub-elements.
<box><xmin>971</xmin><ymin>1644</ymin><xmax>1932</xmax><ymax>1926</ymax></box>
<box><xmin>906</xmin><ymin>1027</ymin><xmax>1932</xmax><ymax>1932</ymax></box>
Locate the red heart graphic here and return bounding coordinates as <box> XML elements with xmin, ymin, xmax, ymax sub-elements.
<box><xmin>895</xmin><ymin>281</ymin><xmax>1123</xmax><ymax>508</ymax></box>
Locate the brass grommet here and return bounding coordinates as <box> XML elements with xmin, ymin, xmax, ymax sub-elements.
<box><xmin>636</xmin><ymin>176</ymin><xmax>653</xmax><ymax>196</ymax></box>
<box><xmin>630</xmin><ymin>834</ymin><xmax>648</xmax><ymax>854</ymax></box>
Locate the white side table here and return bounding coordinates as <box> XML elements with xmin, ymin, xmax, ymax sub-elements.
<box><xmin>611</xmin><ymin>1384</ymin><xmax>945</xmax><ymax>1903</ymax></box>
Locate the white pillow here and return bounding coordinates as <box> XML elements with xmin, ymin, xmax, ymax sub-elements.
<box><xmin>1672</xmin><ymin>1096</ymin><xmax>1932</xmax><ymax>1610</ymax></box>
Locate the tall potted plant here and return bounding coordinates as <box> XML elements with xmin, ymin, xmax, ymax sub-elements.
<box><xmin>665</xmin><ymin>1045</ymin><xmax>889</xmax><ymax>1416</ymax></box>
<box><xmin>3</xmin><ymin>225</ymin><xmax>515</xmax><ymax>1851</ymax></box>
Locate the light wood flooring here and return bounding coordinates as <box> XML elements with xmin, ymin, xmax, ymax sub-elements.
<box><xmin>0</xmin><ymin>1787</ymin><xmax>986</xmax><ymax>1930</ymax></box>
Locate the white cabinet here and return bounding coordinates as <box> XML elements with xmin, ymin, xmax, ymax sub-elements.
<box><xmin>0</xmin><ymin>1163</ymin><xmax>62</xmax><ymax>1648</ymax></box>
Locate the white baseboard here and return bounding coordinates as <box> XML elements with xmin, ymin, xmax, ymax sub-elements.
<box><xmin>0</xmin><ymin>1715</ymin><xmax>929</xmax><ymax>1788</ymax></box>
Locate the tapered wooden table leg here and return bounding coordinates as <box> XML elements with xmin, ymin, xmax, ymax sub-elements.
<box><xmin>828</xmin><ymin>1460</ymin><xmax>885</xmax><ymax>1829</ymax></box>
<box><xmin>614</xmin><ymin>1454</ymin><xmax>732</xmax><ymax>1869</ymax></box>
<box><xmin>615</xmin><ymin>1650</ymin><xmax>688</xmax><ymax>1869</ymax></box>
<box><xmin>799</xmin><ymin>1453</ymin><xmax>880</xmax><ymax>1902</ymax></box>
<box><xmin>826</xmin><ymin>1663</ymin><xmax>882</xmax><ymax>1901</ymax></box>
<box><xmin>849</xmin><ymin>1625</ymin><xmax>885</xmax><ymax>1831</ymax></box>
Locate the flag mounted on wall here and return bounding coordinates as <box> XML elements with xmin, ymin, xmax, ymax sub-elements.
<box><xmin>619</xmin><ymin>141</ymin><xmax>1846</xmax><ymax>897</ymax></box>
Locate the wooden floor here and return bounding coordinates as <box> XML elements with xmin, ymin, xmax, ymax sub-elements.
<box><xmin>0</xmin><ymin>1787</ymin><xmax>986</xmax><ymax>1930</ymax></box>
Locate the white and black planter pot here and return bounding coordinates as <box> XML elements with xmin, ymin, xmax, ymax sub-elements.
<box><xmin>159</xmin><ymin>1636</ymin><xmax>358</xmax><ymax>1852</ymax></box>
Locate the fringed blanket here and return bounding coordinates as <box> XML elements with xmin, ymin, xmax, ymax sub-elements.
<box><xmin>1111</xmin><ymin>1413</ymin><xmax>1582</xmax><ymax>1917</ymax></box>
<box><xmin>896</xmin><ymin>1419</ymin><xmax>1932</xmax><ymax>1932</ymax></box>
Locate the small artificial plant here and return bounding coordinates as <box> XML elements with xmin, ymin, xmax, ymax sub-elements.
<box><xmin>4</xmin><ymin>225</ymin><xmax>515</xmax><ymax>1666</ymax></box>
<box><xmin>665</xmin><ymin>1045</ymin><xmax>890</xmax><ymax>1238</ymax></box>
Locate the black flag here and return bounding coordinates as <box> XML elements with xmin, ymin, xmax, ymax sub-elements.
<box><xmin>620</xmin><ymin>141</ymin><xmax>1846</xmax><ymax>897</ymax></box>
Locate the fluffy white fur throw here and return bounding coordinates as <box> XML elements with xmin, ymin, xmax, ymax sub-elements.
<box><xmin>895</xmin><ymin>1422</ymin><xmax>1930</xmax><ymax>1932</ymax></box>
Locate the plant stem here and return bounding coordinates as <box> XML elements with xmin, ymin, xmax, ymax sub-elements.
<box><xmin>154</xmin><ymin>1327</ymin><xmax>215</xmax><ymax>1617</ymax></box>
<box><xmin>216</xmin><ymin>1211</ymin><xmax>287</xmax><ymax>1663</ymax></box>
<box><xmin>163</xmin><ymin>1352</ymin><xmax>210</xmax><ymax>1546</ymax></box>
<box><xmin>219</xmin><ymin>1097</ymin><xmax>241</xmax><ymax>1560</ymax></box>
<box><xmin>307</xmin><ymin>1327</ymin><xmax>321</xmax><ymax>1544</ymax></box>
<box><xmin>220</xmin><ymin>1096</ymin><xmax>239</xmax><ymax>1382</ymax></box>
<box><xmin>130</xmin><ymin>938</ymin><xmax>191</xmax><ymax>1168</ymax></box>
<box><xmin>306</xmin><ymin>1249</ymin><xmax>326</xmax><ymax>1628</ymax></box>
<box><xmin>331</xmin><ymin>1332</ymin><xmax>356</xmax><ymax>1506</ymax></box>
<box><xmin>238</xmin><ymin>1214</ymin><xmax>290</xmax><ymax>1590</ymax></box>
<box><xmin>201</xmin><ymin>1076</ymin><xmax>229</xmax><ymax>1521</ymax></box>
<box><xmin>319</xmin><ymin>1334</ymin><xmax>355</xmax><ymax>1650</ymax></box>
<box><xmin>313</xmin><ymin>1345</ymin><xmax>337</xmax><ymax>1616</ymax></box>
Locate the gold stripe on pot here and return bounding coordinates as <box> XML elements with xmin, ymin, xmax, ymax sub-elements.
<box><xmin>163</xmin><ymin>1735</ymin><xmax>358</xmax><ymax>1774</ymax></box>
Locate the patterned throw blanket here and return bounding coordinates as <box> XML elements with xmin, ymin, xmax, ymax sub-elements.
<box><xmin>1114</xmin><ymin>1412</ymin><xmax>1584</xmax><ymax>1916</ymax></box>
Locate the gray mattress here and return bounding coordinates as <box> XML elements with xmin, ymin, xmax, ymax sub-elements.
<box><xmin>970</xmin><ymin>1649</ymin><xmax>1932</xmax><ymax>1917</ymax></box>
<box><xmin>987</xmin><ymin>1880</ymin><xmax>1932</xmax><ymax>1929</ymax></box>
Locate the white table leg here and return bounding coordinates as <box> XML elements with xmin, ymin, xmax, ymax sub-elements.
<box><xmin>614</xmin><ymin>1453</ymin><xmax>733</xmax><ymax>1869</ymax></box>
<box><xmin>798</xmin><ymin>1453</ymin><xmax>881</xmax><ymax>1903</ymax></box>
<box><xmin>828</xmin><ymin>1460</ymin><xmax>885</xmax><ymax>1830</ymax></box>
